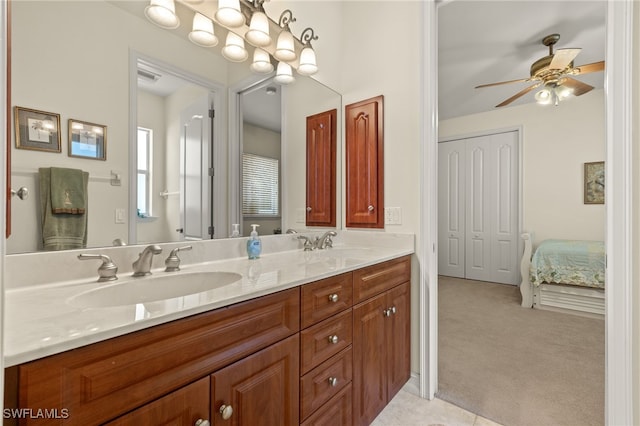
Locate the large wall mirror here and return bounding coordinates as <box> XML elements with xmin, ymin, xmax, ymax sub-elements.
<box><xmin>7</xmin><ymin>0</ymin><xmax>341</xmax><ymax>254</ymax></box>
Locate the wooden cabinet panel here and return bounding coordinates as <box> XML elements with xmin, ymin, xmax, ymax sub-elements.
<box><xmin>211</xmin><ymin>335</ymin><xmax>299</xmax><ymax>426</ymax></box>
<box><xmin>11</xmin><ymin>288</ymin><xmax>299</xmax><ymax>425</ymax></box>
<box><xmin>345</xmin><ymin>95</ymin><xmax>384</xmax><ymax>228</ymax></box>
<box><xmin>300</xmin><ymin>347</ymin><xmax>352</xmax><ymax>421</ymax></box>
<box><xmin>386</xmin><ymin>282</ymin><xmax>411</xmax><ymax>399</ymax></box>
<box><xmin>300</xmin><ymin>383</ymin><xmax>352</xmax><ymax>426</ymax></box>
<box><xmin>300</xmin><ymin>309</ymin><xmax>352</xmax><ymax>374</ymax></box>
<box><xmin>301</xmin><ymin>272</ymin><xmax>352</xmax><ymax>329</ymax></box>
<box><xmin>353</xmin><ymin>255</ymin><xmax>411</xmax><ymax>303</ymax></box>
<box><xmin>105</xmin><ymin>378</ymin><xmax>210</xmax><ymax>426</ymax></box>
<box><xmin>306</xmin><ymin>109</ymin><xmax>337</xmax><ymax>227</ymax></box>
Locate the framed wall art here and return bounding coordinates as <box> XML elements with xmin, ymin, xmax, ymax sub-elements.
<box><xmin>14</xmin><ymin>106</ymin><xmax>61</xmax><ymax>153</ymax></box>
<box><xmin>68</xmin><ymin>119</ymin><xmax>107</xmax><ymax>160</ymax></box>
<box><xmin>584</xmin><ymin>161</ymin><xmax>605</xmax><ymax>204</ymax></box>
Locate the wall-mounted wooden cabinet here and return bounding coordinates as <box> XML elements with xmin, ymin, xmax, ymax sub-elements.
<box><xmin>306</xmin><ymin>109</ymin><xmax>337</xmax><ymax>227</ymax></box>
<box><xmin>345</xmin><ymin>95</ymin><xmax>384</xmax><ymax>229</ymax></box>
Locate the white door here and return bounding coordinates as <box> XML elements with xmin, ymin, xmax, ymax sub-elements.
<box><xmin>180</xmin><ymin>95</ymin><xmax>213</xmax><ymax>241</ymax></box>
<box><xmin>438</xmin><ymin>141</ymin><xmax>466</xmax><ymax>278</ymax></box>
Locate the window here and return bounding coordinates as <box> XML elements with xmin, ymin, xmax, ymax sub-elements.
<box><xmin>137</xmin><ymin>127</ymin><xmax>153</xmax><ymax>217</ymax></box>
<box><xmin>242</xmin><ymin>153</ymin><xmax>279</xmax><ymax>216</ymax></box>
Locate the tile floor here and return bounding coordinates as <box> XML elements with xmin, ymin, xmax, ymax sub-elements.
<box><xmin>371</xmin><ymin>383</ymin><xmax>502</xmax><ymax>426</ymax></box>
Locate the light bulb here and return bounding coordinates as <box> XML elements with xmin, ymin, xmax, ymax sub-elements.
<box><xmin>250</xmin><ymin>48</ymin><xmax>274</xmax><ymax>73</ymax></box>
<box><xmin>535</xmin><ymin>88</ymin><xmax>553</xmax><ymax>105</ymax></box>
<box><xmin>274</xmin><ymin>62</ymin><xmax>295</xmax><ymax>85</ymax></box>
<box><xmin>246</xmin><ymin>11</ymin><xmax>271</xmax><ymax>47</ymax></box>
<box><xmin>189</xmin><ymin>13</ymin><xmax>218</xmax><ymax>47</ymax></box>
<box><xmin>222</xmin><ymin>32</ymin><xmax>248</xmax><ymax>62</ymax></box>
<box><xmin>297</xmin><ymin>46</ymin><xmax>318</xmax><ymax>76</ymax></box>
<box><xmin>215</xmin><ymin>0</ymin><xmax>245</xmax><ymax>28</ymax></box>
<box><xmin>274</xmin><ymin>30</ymin><xmax>296</xmax><ymax>62</ymax></box>
<box><xmin>144</xmin><ymin>0</ymin><xmax>180</xmax><ymax>29</ymax></box>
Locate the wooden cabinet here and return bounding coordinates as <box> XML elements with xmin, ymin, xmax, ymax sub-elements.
<box><xmin>306</xmin><ymin>109</ymin><xmax>337</xmax><ymax>227</ymax></box>
<box><xmin>352</xmin><ymin>257</ymin><xmax>411</xmax><ymax>426</ymax></box>
<box><xmin>345</xmin><ymin>95</ymin><xmax>384</xmax><ymax>229</ymax></box>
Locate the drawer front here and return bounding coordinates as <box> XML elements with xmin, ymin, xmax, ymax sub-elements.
<box><xmin>13</xmin><ymin>288</ymin><xmax>300</xmax><ymax>426</ymax></box>
<box><xmin>301</xmin><ymin>272</ymin><xmax>353</xmax><ymax>328</ymax></box>
<box><xmin>300</xmin><ymin>309</ymin><xmax>352</xmax><ymax>374</ymax></box>
<box><xmin>300</xmin><ymin>347</ymin><xmax>352</xmax><ymax>421</ymax></box>
<box><xmin>353</xmin><ymin>255</ymin><xmax>411</xmax><ymax>303</ymax></box>
<box><xmin>300</xmin><ymin>383</ymin><xmax>352</xmax><ymax>426</ymax></box>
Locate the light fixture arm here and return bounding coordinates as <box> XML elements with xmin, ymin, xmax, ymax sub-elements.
<box><xmin>278</xmin><ymin>9</ymin><xmax>296</xmax><ymax>30</ymax></box>
<box><xmin>300</xmin><ymin>27</ymin><xmax>318</xmax><ymax>47</ymax></box>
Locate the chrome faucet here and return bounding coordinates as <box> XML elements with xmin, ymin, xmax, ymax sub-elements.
<box><xmin>132</xmin><ymin>245</ymin><xmax>162</xmax><ymax>277</ymax></box>
<box><xmin>315</xmin><ymin>231</ymin><xmax>337</xmax><ymax>249</ymax></box>
<box><xmin>164</xmin><ymin>245</ymin><xmax>193</xmax><ymax>272</ymax></box>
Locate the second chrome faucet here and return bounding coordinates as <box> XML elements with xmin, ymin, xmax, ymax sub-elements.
<box><xmin>132</xmin><ymin>245</ymin><xmax>162</xmax><ymax>277</ymax></box>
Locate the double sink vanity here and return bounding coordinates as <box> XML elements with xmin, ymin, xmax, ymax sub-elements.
<box><xmin>3</xmin><ymin>231</ymin><xmax>414</xmax><ymax>425</ymax></box>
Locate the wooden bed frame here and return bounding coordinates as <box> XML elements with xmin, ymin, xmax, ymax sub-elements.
<box><xmin>520</xmin><ymin>233</ymin><xmax>605</xmax><ymax>318</ymax></box>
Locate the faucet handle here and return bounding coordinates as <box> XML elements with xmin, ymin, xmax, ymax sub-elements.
<box><xmin>164</xmin><ymin>245</ymin><xmax>193</xmax><ymax>272</ymax></box>
<box><xmin>297</xmin><ymin>235</ymin><xmax>314</xmax><ymax>251</ymax></box>
<box><xmin>78</xmin><ymin>254</ymin><xmax>118</xmax><ymax>282</ymax></box>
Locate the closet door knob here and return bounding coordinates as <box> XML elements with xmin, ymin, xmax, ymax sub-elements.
<box><xmin>219</xmin><ymin>404</ymin><xmax>233</xmax><ymax>420</ymax></box>
<box><xmin>368</xmin><ymin>205</ymin><xmax>374</xmax><ymax>212</ymax></box>
<box><xmin>11</xmin><ymin>187</ymin><xmax>28</xmax><ymax>200</ymax></box>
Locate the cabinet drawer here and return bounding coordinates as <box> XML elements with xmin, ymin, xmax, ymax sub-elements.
<box><xmin>300</xmin><ymin>383</ymin><xmax>352</xmax><ymax>426</ymax></box>
<box><xmin>300</xmin><ymin>309</ymin><xmax>352</xmax><ymax>374</ymax></box>
<box><xmin>353</xmin><ymin>256</ymin><xmax>411</xmax><ymax>303</ymax></box>
<box><xmin>300</xmin><ymin>347</ymin><xmax>352</xmax><ymax>421</ymax></box>
<box><xmin>10</xmin><ymin>288</ymin><xmax>299</xmax><ymax>426</ymax></box>
<box><xmin>301</xmin><ymin>272</ymin><xmax>352</xmax><ymax>328</ymax></box>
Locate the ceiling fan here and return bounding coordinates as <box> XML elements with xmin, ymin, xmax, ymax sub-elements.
<box><xmin>475</xmin><ymin>33</ymin><xmax>605</xmax><ymax>107</ymax></box>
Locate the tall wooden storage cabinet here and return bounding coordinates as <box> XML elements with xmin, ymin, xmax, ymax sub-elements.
<box><xmin>306</xmin><ymin>109</ymin><xmax>337</xmax><ymax>227</ymax></box>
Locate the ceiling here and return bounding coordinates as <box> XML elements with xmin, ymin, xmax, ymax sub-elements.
<box><xmin>437</xmin><ymin>0</ymin><xmax>607</xmax><ymax>121</ymax></box>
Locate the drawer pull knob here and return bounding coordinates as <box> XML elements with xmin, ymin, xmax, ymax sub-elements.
<box><xmin>219</xmin><ymin>404</ymin><xmax>233</xmax><ymax>420</ymax></box>
<box><xmin>328</xmin><ymin>377</ymin><xmax>338</xmax><ymax>387</ymax></box>
<box><xmin>383</xmin><ymin>308</ymin><xmax>391</xmax><ymax>317</ymax></box>
<box><xmin>390</xmin><ymin>306</ymin><xmax>397</xmax><ymax>315</ymax></box>
<box><xmin>195</xmin><ymin>420</ymin><xmax>211</xmax><ymax>426</ymax></box>
<box><xmin>368</xmin><ymin>205</ymin><xmax>375</xmax><ymax>212</ymax></box>
<box><xmin>328</xmin><ymin>335</ymin><xmax>339</xmax><ymax>344</ymax></box>
<box><xmin>328</xmin><ymin>293</ymin><xmax>339</xmax><ymax>303</ymax></box>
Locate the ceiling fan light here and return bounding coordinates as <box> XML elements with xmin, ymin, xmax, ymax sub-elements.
<box><xmin>274</xmin><ymin>62</ymin><xmax>295</xmax><ymax>85</ymax></box>
<box><xmin>297</xmin><ymin>46</ymin><xmax>318</xmax><ymax>76</ymax></box>
<box><xmin>188</xmin><ymin>13</ymin><xmax>219</xmax><ymax>47</ymax></box>
<box><xmin>215</xmin><ymin>0</ymin><xmax>245</xmax><ymax>28</ymax></box>
<box><xmin>556</xmin><ymin>86</ymin><xmax>573</xmax><ymax>99</ymax></box>
<box><xmin>222</xmin><ymin>32</ymin><xmax>248</xmax><ymax>62</ymax></box>
<box><xmin>535</xmin><ymin>88</ymin><xmax>553</xmax><ymax>104</ymax></box>
<box><xmin>274</xmin><ymin>30</ymin><xmax>296</xmax><ymax>62</ymax></box>
<box><xmin>246</xmin><ymin>11</ymin><xmax>271</xmax><ymax>47</ymax></box>
<box><xmin>144</xmin><ymin>0</ymin><xmax>180</xmax><ymax>29</ymax></box>
<box><xmin>250</xmin><ymin>48</ymin><xmax>274</xmax><ymax>73</ymax></box>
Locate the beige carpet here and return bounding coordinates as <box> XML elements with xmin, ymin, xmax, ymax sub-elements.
<box><xmin>436</xmin><ymin>276</ymin><xmax>604</xmax><ymax>426</ymax></box>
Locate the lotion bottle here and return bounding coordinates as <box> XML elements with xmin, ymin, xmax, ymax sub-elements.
<box><xmin>246</xmin><ymin>224</ymin><xmax>262</xmax><ymax>259</ymax></box>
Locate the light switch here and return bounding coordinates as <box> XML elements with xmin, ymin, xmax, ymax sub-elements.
<box><xmin>115</xmin><ymin>208</ymin><xmax>126</xmax><ymax>224</ymax></box>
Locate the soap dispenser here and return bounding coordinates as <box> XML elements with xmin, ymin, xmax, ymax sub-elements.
<box><xmin>246</xmin><ymin>224</ymin><xmax>262</xmax><ymax>259</ymax></box>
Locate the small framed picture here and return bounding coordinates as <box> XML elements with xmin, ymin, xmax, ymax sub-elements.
<box><xmin>584</xmin><ymin>161</ymin><xmax>605</xmax><ymax>204</ymax></box>
<box><xmin>14</xmin><ymin>106</ymin><xmax>61</xmax><ymax>152</ymax></box>
<box><xmin>68</xmin><ymin>119</ymin><xmax>107</xmax><ymax>161</ymax></box>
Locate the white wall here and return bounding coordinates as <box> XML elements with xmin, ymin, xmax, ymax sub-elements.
<box><xmin>440</xmin><ymin>90</ymin><xmax>606</xmax><ymax>245</ymax></box>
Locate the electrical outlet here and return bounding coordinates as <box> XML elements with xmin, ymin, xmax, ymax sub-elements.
<box><xmin>115</xmin><ymin>208</ymin><xmax>126</xmax><ymax>224</ymax></box>
<box><xmin>384</xmin><ymin>207</ymin><xmax>393</xmax><ymax>224</ymax></box>
<box><xmin>384</xmin><ymin>207</ymin><xmax>402</xmax><ymax>225</ymax></box>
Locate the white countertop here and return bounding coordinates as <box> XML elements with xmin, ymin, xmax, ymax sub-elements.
<box><xmin>4</xmin><ymin>232</ymin><xmax>414</xmax><ymax>367</ymax></box>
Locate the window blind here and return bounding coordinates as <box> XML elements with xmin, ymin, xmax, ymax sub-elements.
<box><xmin>242</xmin><ymin>153</ymin><xmax>280</xmax><ymax>216</ymax></box>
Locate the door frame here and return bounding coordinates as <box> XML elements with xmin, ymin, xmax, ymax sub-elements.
<box><xmin>421</xmin><ymin>1</ymin><xmax>636</xmax><ymax>424</ymax></box>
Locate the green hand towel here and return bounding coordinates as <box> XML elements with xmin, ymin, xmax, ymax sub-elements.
<box><xmin>50</xmin><ymin>167</ymin><xmax>86</xmax><ymax>214</ymax></box>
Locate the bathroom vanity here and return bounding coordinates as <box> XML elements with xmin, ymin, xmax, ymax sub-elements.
<box><xmin>3</xmin><ymin>233</ymin><xmax>413</xmax><ymax>425</ymax></box>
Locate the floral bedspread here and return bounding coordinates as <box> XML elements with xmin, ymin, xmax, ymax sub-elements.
<box><xmin>529</xmin><ymin>239</ymin><xmax>605</xmax><ymax>289</ymax></box>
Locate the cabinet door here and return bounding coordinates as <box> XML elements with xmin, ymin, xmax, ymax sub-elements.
<box><xmin>306</xmin><ymin>109</ymin><xmax>337</xmax><ymax>227</ymax></box>
<box><xmin>352</xmin><ymin>292</ymin><xmax>387</xmax><ymax>426</ymax></box>
<box><xmin>105</xmin><ymin>378</ymin><xmax>210</xmax><ymax>426</ymax></box>
<box><xmin>211</xmin><ymin>335</ymin><xmax>299</xmax><ymax>426</ymax></box>
<box><xmin>345</xmin><ymin>95</ymin><xmax>384</xmax><ymax>228</ymax></box>
<box><xmin>386</xmin><ymin>282</ymin><xmax>411</xmax><ymax>399</ymax></box>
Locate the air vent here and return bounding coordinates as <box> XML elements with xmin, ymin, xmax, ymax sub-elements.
<box><xmin>137</xmin><ymin>68</ymin><xmax>162</xmax><ymax>83</ymax></box>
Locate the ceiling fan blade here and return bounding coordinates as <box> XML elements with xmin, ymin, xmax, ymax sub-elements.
<box><xmin>560</xmin><ymin>77</ymin><xmax>594</xmax><ymax>97</ymax></box>
<box><xmin>574</xmin><ymin>61</ymin><xmax>605</xmax><ymax>75</ymax></box>
<box><xmin>549</xmin><ymin>48</ymin><xmax>582</xmax><ymax>70</ymax></box>
<box><xmin>475</xmin><ymin>77</ymin><xmax>530</xmax><ymax>89</ymax></box>
<box><xmin>496</xmin><ymin>83</ymin><xmax>541</xmax><ymax>107</ymax></box>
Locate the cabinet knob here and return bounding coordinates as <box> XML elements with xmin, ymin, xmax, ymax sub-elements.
<box><xmin>195</xmin><ymin>420</ymin><xmax>211</xmax><ymax>426</ymax></box>
<box><xmin>390</xmin><ymin>306</ymin><xmax>397</xmax><ymax>315</ymax></box>
<box><xmin>328</xmin><ymin>293</ymin><xmax>339</xmax><ymax>303</ymax></box>
<box><xmin>383</xmin><ymin>308</ymin><xmax>391</xmax><ymax>317</ymax></box>
<box><xmin>11</xmin><ymin>187</ymin><xmax>28</xmax><ymax>200</ymax></box>
<box><xmin>306</xmin><ymin>206</ymin><xmax>312</xmax><ymax>212</ymax></box>
<box><xmin>328</xmin><ymin>334</ymin><xmax>339</xmax><ymax>344</ymax></box>
<box><xmin>328</xmin><ymin>377</ymin><xmax>338</xmax><ymax>387</ymax></box>
<box><xmin>368</xmin><ymin>205</ymin><xmax>374</xmax><ymax>212</ymax></box>
<box><xmin>219</xmin><ymin>404</ymin><xmax>233</xmax><ymax>420</ymax></box>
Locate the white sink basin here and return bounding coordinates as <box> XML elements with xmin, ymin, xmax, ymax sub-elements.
<box><xmin>314</xmin><ymin>247</ymin><xmax>371</xmax><ymax>258</ymax></box>
<box><xmin>68</xmin><ymin>271</ymin><xmax>242</xmax><ymax>308</ymax></box>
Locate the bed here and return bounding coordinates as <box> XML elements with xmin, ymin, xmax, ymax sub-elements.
<box><xmin>520</xmin><ymin>233</ymin><xmax>605</xmax><ymax>317</ymax></box>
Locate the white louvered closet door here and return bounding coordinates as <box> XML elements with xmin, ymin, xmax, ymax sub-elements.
<box><xmin>438</xmin><ymin>131</ymin><xmax>519</xmax><ymax>285</ymax></box>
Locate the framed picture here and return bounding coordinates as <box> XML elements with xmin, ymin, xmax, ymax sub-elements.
<box><xmin>584</xmin><ymin>161</ymin><xmax>605</xmax><ymax>204</ymax></box>
<box><xmin>68</xmin><ymin>119</ymin><xmax>107</xmax><ymax>161</ymax></box>
<box><xmin>14</xmin><ymin>106</ymin><xmax>61</xmax><ymax>152</ymax></box>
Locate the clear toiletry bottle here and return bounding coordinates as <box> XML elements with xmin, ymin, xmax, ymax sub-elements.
<box><xmin>246</xmin><ymin>224</ymin><xmax>262</xmax><ymax>259</ymax></box>
<box><xmin>230</xmin><ymin>223</ymin><xmax>240</xmax><ymax>238</ymax></box>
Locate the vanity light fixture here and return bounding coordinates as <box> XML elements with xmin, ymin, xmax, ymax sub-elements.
<box><xmin>274</xmin><ymin>61</ymin><xmax>295</xmax><ymax>85</ymax></box>
<box><xmin>297</xmin><ymin>28</ymin><xmax>318</xmax><ymax>76</ymax></box>
<box><xmin>215</xmin><ymin>0</ymin><xmax>245</xmax><ymax>28</ymax></box>
<box><xmin>274</xmin><ymin>10</ymin><xmax>297</xmax><ymax>62</ymax></box>
<box><xmin>144</xmin><ymin>0</ymin><xmax>180</xmax><ymax>29</ymax></box>
<box><xmin>250</xmin><ymin>48</ymin><xmax>274</xmax><ymax>73</ymax></box>
<box><xmin>222</xmin><ymin>32</ymin><xmax>249</xmax><ymax>62</ymax></box>
<box><xmin>245</xmin><ymin>0</ymin><xmax>271</xmax><ymax>47</ymax></box>
<box><xmin>189</xmin><ymin>12</ymin><xmax>219</xmax><ymax>47</ymax></box>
